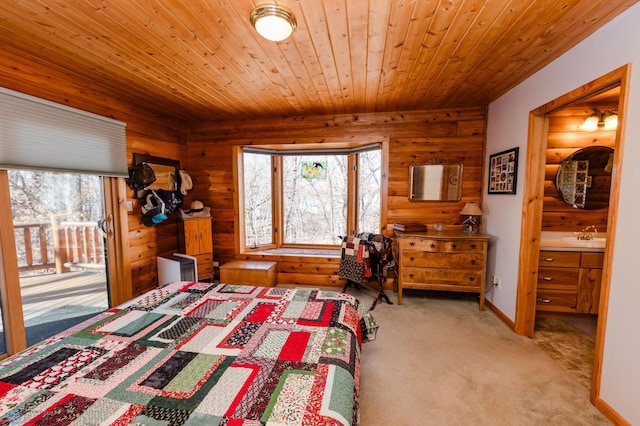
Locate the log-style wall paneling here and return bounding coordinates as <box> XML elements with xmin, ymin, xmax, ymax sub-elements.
<box><xmin>187</xmin><ymin>108</ymin><xmax>487</xmax><ymax>287</ymax></box>
<box><xmin>543</xmin><ymin>106</ymin><xmax>616</xmax><ymax>232</ymax></box>
<box><xmin>0</xmin><ymin>46</ymin><xmax>188</xmax><ymax>298</ymax></box>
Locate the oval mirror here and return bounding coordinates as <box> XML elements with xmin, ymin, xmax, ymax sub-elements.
<box><xmin>555</xmin><ymin>146</ymin><xmax>613</xmax><ymax>209</ymax></box>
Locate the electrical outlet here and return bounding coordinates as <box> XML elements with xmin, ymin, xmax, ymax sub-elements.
<box><xmin>126</xmin><ymin>200</ymin><xmax>133</xmax><ymax>212</ymax></box>
<box><xmin>213</xmin><ymin>261</ymin><xmax>219</xmax><ymax>267</ymax></box>
<box><xmin>491</xmin><ymin>274</ymin><xmax>501</xmax><ymax>287</ymax></box>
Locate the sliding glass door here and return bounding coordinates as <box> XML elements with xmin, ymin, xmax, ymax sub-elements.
<box><xmin>8</xmin><ymin>170</ymin><xmax>109</xmax><ymax>347</ymax></box>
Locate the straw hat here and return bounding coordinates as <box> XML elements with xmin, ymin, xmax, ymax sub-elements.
<box><xmin>180</xmin><ymin>200</ymin><xmax>211</xmax><ymax>218</ymax></box>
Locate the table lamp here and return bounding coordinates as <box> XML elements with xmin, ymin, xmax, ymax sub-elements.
<box><xmin>461</xmin><ymin>202</ymin><xmax>483</xmax><ymax>233</ymax></box>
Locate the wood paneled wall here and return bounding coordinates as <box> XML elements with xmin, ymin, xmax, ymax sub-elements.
<box><xmin>543</xmin><ymin>106</ymin><xmax>616</xmax><ymax>232</ymax></box>
<box><xmin>187</xmin><ymin>108</ymin><xmax>487</xmax><ymax>286</ymax></box>
<box><xmin>0</xmin><ymin>46</ymin><xmax>187</xmax><ymax>297</ymax></box>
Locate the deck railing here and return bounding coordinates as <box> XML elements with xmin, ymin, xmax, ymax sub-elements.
<box><xmin>14</xmin><ymin>221</ymin><xmax>105</xmax><ymax>274</ymax></box>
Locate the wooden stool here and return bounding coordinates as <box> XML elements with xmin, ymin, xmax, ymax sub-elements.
<box><xmin>219</xmin><ymin>260</ymin><xmax>277</xmax><ymax>287</ymax></box>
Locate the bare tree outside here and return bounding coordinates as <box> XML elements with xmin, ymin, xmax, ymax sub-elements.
<box><xmin>242</xmin><ymin>147</ymin><xmax>381</xmax><ymax>248</ymax></box>
<box><xmin>358</xmin><ymin>150</ymin><xmax>382</xmax><ymax>234</ymax></box>
<box><xmin>9</xmin><ymin>170</ymin><xmax>105</xmax><ymax>274</ymax></box>
<box><xmin>283</xmin><ymin>155</ymin><xmax>348</xmax><ymax>244</ymax></box>
<box><xmin>244</xmin><ymin>153</ymin><xmax>273</xmax><ymax>247</ymax></box>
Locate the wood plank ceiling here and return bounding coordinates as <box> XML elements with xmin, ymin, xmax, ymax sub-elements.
<box><xmin>0</xmin><ymin>0</ymin><xmax>637</xmax><ymax>123</ymax></box>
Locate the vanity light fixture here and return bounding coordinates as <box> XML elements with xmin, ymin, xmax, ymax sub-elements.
<box><xmin>250</xmin><ymin>4</ymin><xmax>297</xmax><ymax>42</ymax></box>
<box><xmin>461</xmin><ymin>202</ymin><xmax>483</xmax><ymax>234</ymax></box>
<box><xmin>579</xmin><ymin>109</ymin><xmax>618</xmax><ymax>131</ymax></box>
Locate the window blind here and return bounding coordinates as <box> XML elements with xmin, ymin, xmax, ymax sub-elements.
<box><xmin>243</xmin><ymin>142</ymin><xmax>380</xmax><ymax>156</ymax></box>
<box><xmin>0</xmin><ymin>87</ymin><xmax>127</xmax><ymax>176</ymax></box>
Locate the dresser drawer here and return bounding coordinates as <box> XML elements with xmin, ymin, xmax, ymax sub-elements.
<box><xmin>537</xmin><ymin>267</ymin><xmax>579</xmax><ymax>289</ymax></box>
<box><xmin>403</xmin><ymin>251</ymin><xmax>485</xmax><ymax>269</ymax></box>
<box><xmin>403</xmin><ymin>268</ymin><xmax>483</xmax><ymax>288</ymax></box>
<box><xmin>400</xmin><ymin>238</ymin><xmax>442</xmax><ymax>252</ymax></box>
<box><xmin>536</xmin><ymin>289</ymin><xmax>577</xmax><ymax>312</ymax></box>
<box><xmin>442</xmin><ymin>240</ymin><xmax>485</xmax><ymax>252</ymax></box>
<box><xmin>195</xmin><ymin>253</ymin><xmax>213</xmax><ymax>272</ymax></box>
<box><xmin>539</xmin><ymin>251</ymin><xmax>581</xmax><ymax>267</ymax></box>
<box><xmin>400</xmin><ymin>238</ymin><xmax>485</xmax><ymax>253</ymax></box>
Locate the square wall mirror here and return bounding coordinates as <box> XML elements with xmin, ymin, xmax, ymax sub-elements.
<box><xmin>133</xmin><ymin>153</ymin><xmax>181</xmax><ymax>198</ymax></box>
<box><xmin>409</xmin><ymin>164</ymin><xmax>463</xmax><ymax>201</ymax></box>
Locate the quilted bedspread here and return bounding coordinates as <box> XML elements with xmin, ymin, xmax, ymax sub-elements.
<box><xmin>0</xmin><ymin>282</ymin><xmax>378</xmax><ymax>425</ymax></box>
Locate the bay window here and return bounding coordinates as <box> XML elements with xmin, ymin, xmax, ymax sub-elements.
<box><xmin>240</xmin><ymin>143</ymin><xmax>382</xmax><ymax>251</ymax></box>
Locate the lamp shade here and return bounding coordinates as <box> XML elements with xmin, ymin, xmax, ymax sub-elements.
<box><xmin>250</xmin><ymin>5</ymin><xmax>297</xmax><ymax>41</ymax></box>
<box><xmin>460</xmin><ymin>202</ymin><xmax>483</xmax><ymax>216</ymax></box>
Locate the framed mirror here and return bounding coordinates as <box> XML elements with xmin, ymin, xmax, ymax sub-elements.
<box><xmin>555</xmin><ymin>146</ymin><xmax>613</xmax><ymax>209</ymax></box>
<box><xmin>133</xmin><ymin>153</ymin><xmax>180</xmax><ymax>198</ymax></box>
<box><xmin>409</xmin><ymin>164</ymin><xmax>463</xmax><ymax>201</ymax></box>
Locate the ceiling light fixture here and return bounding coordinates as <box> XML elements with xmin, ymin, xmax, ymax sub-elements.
<box><xmin>579</xmin><ymin>109</ymin><xmax>618</xmax><ymax>131</ymax></box>
<box><xmin>250</xmin><ymin>4</ymin><xmax>297</xmax><ymax>42</ymax></box>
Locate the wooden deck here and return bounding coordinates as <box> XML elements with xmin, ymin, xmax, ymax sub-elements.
<box><xmin>19</xmin><ymin>271</ymin><xmax>109</xmax><ymax>322</ymax></box>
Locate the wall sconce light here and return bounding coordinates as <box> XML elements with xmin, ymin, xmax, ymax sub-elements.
<box><xmin>250</xmin><ymin>4</ymin><xmax>297</xmax><ymax>42</ymax></box>
<box><xmin>579</xmin><ymin>109</ymin><xmax>618</xmax><ymax>132</ymax></box>
<box><xmin>460</xmin><ymin>202</ymin><xmax>483</xmax><ymax>234</ymax></box>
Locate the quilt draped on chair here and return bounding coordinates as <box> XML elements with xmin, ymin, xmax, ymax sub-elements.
<box><xmin>338</xmin><ymin>236</ymin><xmax>372</xmax><ymax>283</ymax></box>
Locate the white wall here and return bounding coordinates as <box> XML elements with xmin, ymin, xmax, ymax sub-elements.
<box><xmin>484</xmin><ymin>4</ymin><xmax>640</xmax><ymax>423</ymax></box>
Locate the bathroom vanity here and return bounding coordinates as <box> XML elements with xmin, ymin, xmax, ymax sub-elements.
<box><xmin>537</xmin><ymin>232</ymin><xmax>605</xmax><ymax>313</ymax></box>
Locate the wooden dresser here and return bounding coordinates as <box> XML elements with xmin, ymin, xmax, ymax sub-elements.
<box><xmin>179</xmin><ymin>217</ymin><xmax>214</xmax><ymax>282</ymax></box>
<box><xmin>394</xmin><ymin>230</ymin><xmax>491</xmax><ymax>310</ymax></box>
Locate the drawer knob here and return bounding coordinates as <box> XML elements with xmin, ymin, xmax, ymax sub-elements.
<box><xmin>409</xmin><ymin>256</ymin><xmax>415</xmax><ymax>262</ymax></box>
<box><xmin>538</xmin><ymin>298</ymin><xmax>551</xmax><ymax>303</ymax></box>
<box><xmin>408</xmin><ymin>273</ymin><xmax>414</xmax><ymax>279</ymax></box>
<box><xmin>468</xmin><ymin>276</ymin><xmax>476</xmax><ymax>282</ymax></box>
<box><xmin>430</xmin><ymin>243</ymin><xmax>436</xmax><ymax>248</ymax></box>
<box><xmin>451</xmin><ymin>243</ymin><xmax>457</xmax><ymax>249</ymax></box>
<box><xmin>471</xmin><ymin>243</ymin><xmax>477</xmax><ymax>249</ymax></box>
<box><xmin>470</xmin><ymin>259</ymin><xmax>477</xmax><ymax>265</ymax></box>
<box><xmin>542</xmin><ymin>257</ymin><xmax>555</xmax><ymax>262</ymax></box>
<box><xmin>410</xmin><ymin>241</ymin><xmax>416</xmax><ymax>246</ymax></box>
<box><xmin>542</xmin><ymin>277</ymin><xmax>553</xmax><ymax>281</ymax></box>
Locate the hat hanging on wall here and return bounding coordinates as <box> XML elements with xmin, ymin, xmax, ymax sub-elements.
<box><xmin>180</xmin><ymin>200</ymin><xmax>211</xmax><ymax>219</ymax></box>
<box><xmin>154</xmin><ymin>188</ymin><xmax>183</xmax><ymax>215</ymax></box>
<box><xmin>127</xmin><ymin>162</ymin><xmax>156</xmax><ymax>191</ymax></box>
<box><xmin>141</xmin><ymin>190</ymin><xmax>168</xmax><ymax>227</ymax></box>
<box><xmin>179</xmin><ymin>170</ymin><xmax>193</xmax><ymax>195</ymax></box>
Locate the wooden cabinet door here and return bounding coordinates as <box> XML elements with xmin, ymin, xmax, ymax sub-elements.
<box><xmin>577</xmin><ymin>267</ymin><xmax>602</xmax><ymax>314</ymax></box>
<box><xmin>197</xmin><ymin>218</ymin><xmax>213</xmax><ymax>253</ymax></box>
<box><xmin>183</xmin><ymin>218</ymin><xmax>213</xmax><ymax>255</ymax></box>
<box><xmin>183</xmin><ymin>219</ymin><xmax>201</xmax><ymax>254</ymax></box>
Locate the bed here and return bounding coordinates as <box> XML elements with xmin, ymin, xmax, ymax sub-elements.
<box><xmin>0</xmin><ymin>282</ymin><xmax>378</xmax><ymax>425</ymax></box>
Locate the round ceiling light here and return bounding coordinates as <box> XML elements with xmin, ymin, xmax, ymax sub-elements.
<box><xmin>250</xmin><ymin>5</ymin><xmax>297</xmax><ymax>42</ymax></box>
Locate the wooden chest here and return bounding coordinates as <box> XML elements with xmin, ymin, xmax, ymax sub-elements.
<box><xmin>220</xmin><ymin>260</ymin><xmax>277</xmax><ymax>287</ymax></box>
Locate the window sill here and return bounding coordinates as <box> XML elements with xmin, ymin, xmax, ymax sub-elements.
<box><xmin>244</xmin><ymin>248</ymin><xmax>341</xmax><ymax>259</ymax></box>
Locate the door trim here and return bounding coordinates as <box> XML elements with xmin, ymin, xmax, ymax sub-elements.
<box><xmin>0</xmin><ymin>170</ymin><xmax>27</xmax><ymax>355</ymax></box>
<box><xmin>514</xmin><ymin>64</ymin><xmax>630</xmax><ymax>405</ymax></box>
<box><xmin>103</xmin><ymin>177</ymin><xmax>132</xmax><ymax>307</ymax></box>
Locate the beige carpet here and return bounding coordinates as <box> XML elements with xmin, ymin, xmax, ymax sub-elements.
<box><xmin>344</xmin><ymin>288</ymin><xmax>611</xmax><ymax>425</ymax></box>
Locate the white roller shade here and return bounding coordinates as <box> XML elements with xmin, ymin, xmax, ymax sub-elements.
<box><xmin>0</xmin><ymin>87</ymin><xmax>127</xmax><ymax>176</ymax></box>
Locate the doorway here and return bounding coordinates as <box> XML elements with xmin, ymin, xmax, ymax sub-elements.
<box><xmin>515</xmin><ymin>65</ymin><xmax>629</xmax><ymax>403</ymax></box>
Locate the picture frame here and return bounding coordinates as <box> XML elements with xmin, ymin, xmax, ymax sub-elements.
<box><xmin>488</xmin><ymin>147</ymin><xmax>519</xmax><ymax>194</ymax></box>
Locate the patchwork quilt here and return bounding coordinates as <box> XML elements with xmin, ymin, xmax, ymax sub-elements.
<box><xmin>0</xmin><ymin>282</ymin><xmax>378</xmax><ymax>425</ymax></box>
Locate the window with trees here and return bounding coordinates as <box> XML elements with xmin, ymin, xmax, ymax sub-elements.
<box><xmin>241</xmin><ymin>144</ymin><xmax>382</xmax><ymax>250</ymax></box>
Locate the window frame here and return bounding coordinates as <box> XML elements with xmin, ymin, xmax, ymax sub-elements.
<box><xmin>234</xmin><ymin>141</ymin><xmax>388</xmax><ymax>253</ymax></box>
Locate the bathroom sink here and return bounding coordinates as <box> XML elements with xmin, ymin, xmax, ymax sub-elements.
<box><xmin>560</xmin><ymin>236</ymin><xmax>607</xmax><ymax>248</ymax></box>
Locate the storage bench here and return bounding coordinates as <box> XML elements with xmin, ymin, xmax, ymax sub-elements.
<box><xmin>219</xmin><ymin>260</ymin><xmax>277</xmax><ymax>287</ymax></box>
